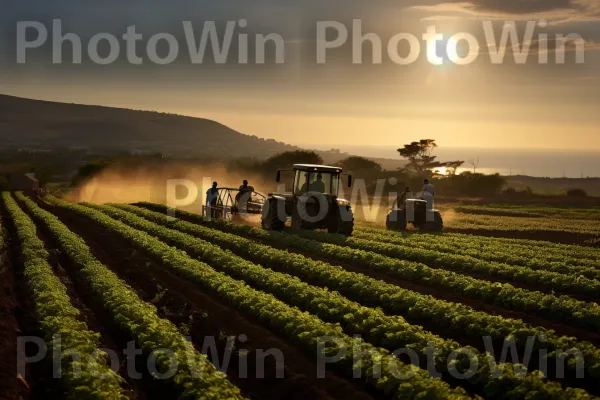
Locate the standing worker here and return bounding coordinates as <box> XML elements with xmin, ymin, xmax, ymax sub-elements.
<box><xmin>422</xmin><ymin>179</ymin><xmax>435</xmax><ymax>197</ymax></box>
<box><xmin>206</xmin><ymin>181</ymin><xmax>219</xmax><ymax>218</ymax></box>
<box><xmin>236</xmin><ymin>180</ymin><xmax>255</xmax><ymax>211</ymax></box>
<box><xmin>422</xmin><ymin>179</ymin><xmax>435</xmax><ymax>221</ymax></box>
<box><xmin>239</xmin><ymin>179</ymin><xmax>255</xmax><ymax>193</ymax></box>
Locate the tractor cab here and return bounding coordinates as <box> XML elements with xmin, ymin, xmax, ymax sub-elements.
<box><xmin>278</xmin><ymin>164</ymin><xmax>352</xmax><ymax>197</ymax></box>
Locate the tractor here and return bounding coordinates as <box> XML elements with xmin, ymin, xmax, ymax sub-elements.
<box><xmin>202</xmin><ymin>187</ymin><xmax>266</xmax><ymax>222</ymax></box>
<box><xmin>386</xmin><ymin>196</ymin><xmax>443</xmax><ymax>232</ymax></box>
<box><xmin>261</xmin><ymin>164</ymin><xmax>354</xmax><ymax>235</ymax></box>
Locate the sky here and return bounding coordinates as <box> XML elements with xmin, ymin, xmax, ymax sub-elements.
<box><xmin>1</xmin><ymin>0</ymin><xmax>599</xmax><ymax>150</ymax></box>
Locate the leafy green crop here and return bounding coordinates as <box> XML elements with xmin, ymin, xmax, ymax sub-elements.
<box><xmin>44</xmin><ymin>195</ymin><xmax>472</xmax><ymax>400</ymax></box>
<box><xmin>296</xmin><ymin>230</ymin><xmax>600</xmax><ymax>299</ymax></box>
<box><xmin>15</xmin><ymin>193</ymin><xmax>244</xmax><ymax>400</ymax></box>
<box><xmin>178</xmin><ymin>210</ymin><xmax>600</xmax><ymax>334</ymax></box>
<box><xmin>102</xmin><ymin>202</ymin><xmax>595</xmax><ymax>399</ymax></box>
<box><xmin>2</xmin><ymin>192</ymin><xmax>127</xmax><ymax>399</ymax></box>
<box><xmin>131</xmin><ymin>202</ymin><xmax>600</xmax><ymax>392</ymax></box>
<box><xmin>355</xmin><ymin>227</ymin><xmax>600</xmax><ymax>277</ymax></box>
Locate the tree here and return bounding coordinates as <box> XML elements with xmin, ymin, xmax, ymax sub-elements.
<box><xmin>338</xmin><ymin>156</ymin><xmax>382</xmax><ymax>174</ymax></box>
<box><xmin>444</xmin><ymin>160</ymin><xmax>465</xmax><ymax>176</ymax></box>
<box><xmin>398</xmin><ymin>139</ymin><xmax>464</xmax><ymax>175</ymax></box>
<box><xmin>260</xmin><ymin>150</ymin><xmax>323</xmax><ymax>173</ymax></box>
<box><xmin>468</xmin><ymin>158</ymin><xmax>480</xmax><ymax>173</ymax></box>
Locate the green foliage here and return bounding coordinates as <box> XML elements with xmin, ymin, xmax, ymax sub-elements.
<box><xmin>2</xmin><ymin>192</ymin><xmax>126</xmax><ymax>399</ymax></box>
<box><xmin>343</xmin><ymin>231</ymin><xmax>600</xmax><ymax>299</ymax></box>
<box><xmin>136</xmin><ymin>202</ymin><xmax>600</xmax><ymax>395</ymax></box>
<box><xmin>17</xmin><ymin>193</ymin><xmax>244</xmax><ymax>399</ymax></box>
<box><xmin>45</xmin><ymin>196</ymin><xmax>470</xmax><ymax>400</ymax></box>
<box><xmin>397</xmin><ymin>139</ymin><xmax>464</xmax><ymax>176</ymax></box>
<box><xmin>145</xmin><ymin>203</ymin><xmax>600</xmax><ymax>333</ymax></box>
<box><xmin>108</xmin><ymin>203</ymin><xmax>595</xmax><ymax>398</ymax></box>
<box><xmin>437</xmin><ymin>173</ymin><xmax>506</xmax><ymax>197</ymax></box>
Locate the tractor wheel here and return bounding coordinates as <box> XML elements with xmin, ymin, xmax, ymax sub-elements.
<box><xmin>386</xmin><ymin>210</ymin><xmax>407</xmax><ymax>231</ymax></box>
<box><xmin>421</xmin><ymin>211</ymin><xmax>443</xmax><ymax>233</ymax></box>
<box><xmin>328</xmin><ymin>205</ymin><xmax>354</xmax><ymax>236</ymax></box>
<box><xmin>262</xmin><ymin>198</ymin><xmax>285</xmax><ymax>231</ymax></box>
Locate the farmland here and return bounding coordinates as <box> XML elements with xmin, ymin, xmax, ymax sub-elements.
<box><xmin>1</xmin><ymin>193</ymin><xmax>600</xmax><ymax>399</ymax></box>
<box><xmin>441</xmin><ymin>205</ymin><xmax>600</xmax><ymax>245</ymax></box>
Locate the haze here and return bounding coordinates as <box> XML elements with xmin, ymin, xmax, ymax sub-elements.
<box><xmin>1</xmin><ymin>0</ymin><xmax>599</xmax><ymax>150</ymax></box>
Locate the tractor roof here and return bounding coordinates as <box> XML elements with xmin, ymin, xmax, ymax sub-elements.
<box><xmin>293</xmin><ymin>164</ymin><xmax>343</xmax><ymax>173</ymax></box>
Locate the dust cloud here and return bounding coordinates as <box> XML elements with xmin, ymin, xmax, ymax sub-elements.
<box><xmin>440</xmin><ymin>208</ymin><xmax>457</xmax><ymax>226</ymax></box>
<box><xmin>68</xmin><ymin>163</ymin><xmax>273</xmax><ymax>211</ymax></box>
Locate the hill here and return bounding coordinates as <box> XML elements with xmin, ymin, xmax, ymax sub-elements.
<box><xmin>0</xmin><ymin>94</ymin><xmax>298</xmax><ymax>158</ymax></box>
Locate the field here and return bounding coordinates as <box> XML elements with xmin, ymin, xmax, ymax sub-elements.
<box><xmin>441</xmin><ymin>204</ymin><xmax>600</xmax><ymax>246</ymax></box>
<box><xmin>2</xmin><ymin>192</ymin><xmax>600</xmax><ymax>399</ymax></box>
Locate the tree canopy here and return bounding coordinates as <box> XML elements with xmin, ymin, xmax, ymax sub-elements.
<box><xmin>338</xmin><ymin>156</ymin><xmax>382</xmax><ymax>173</ymax></box>
<box><xmin>398</xmin><ymin>139</ymin><xmax>464</xmax><ymax>175</ymax></box>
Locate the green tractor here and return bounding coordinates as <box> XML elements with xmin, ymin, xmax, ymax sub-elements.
<box><xmin>386</xmin><ymin>197</ymin><xmax>443</xmax><ymax>232</ymax></box>
<box><xmin>261</xmin><ymin>164</ymin><xmax>354</xmax><ymax>235</ymax></box>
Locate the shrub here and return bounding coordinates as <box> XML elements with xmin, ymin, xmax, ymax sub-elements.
<box><xmin>567</xmin><ymin>188</ymin><xmax>587</xmax><ymax>197</ymax></box>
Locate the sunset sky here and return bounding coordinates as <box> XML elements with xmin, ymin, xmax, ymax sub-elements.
<box><xmin>1</xmin><ymin>0</ymin><xmax>599</xmax><ymax>150</ymax></box>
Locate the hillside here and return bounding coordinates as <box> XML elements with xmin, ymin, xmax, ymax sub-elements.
<box><xmin>0</xmin><ymin>94</ymin><xmax>298</xmax><ymax>158</ymax></box>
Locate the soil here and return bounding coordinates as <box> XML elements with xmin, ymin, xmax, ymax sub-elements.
<box><xmin>445</xmin><ymin>228</ymin><xmax>599</xmax><ymax>247</ymax></box>
<box><xmin>199</xmin><ymin>223</ymin><xmax>600</xmax><ymax>347</ymax></box>
<box><xmin>30</xmin><ymin>215</ymin><xmax>146</xmax><ymax>399</ymax></box>
<box><xmin>0</xmin><ymin>216</ymin><xmax>28</xmax><ymax>400</ymax></box>
<box><xmin>42</xmin><ymin>203</ymin><xmax>376</xmax><ymax>400</ymax></box>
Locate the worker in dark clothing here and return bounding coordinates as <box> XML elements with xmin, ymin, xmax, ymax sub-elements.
<box><xmin>239</xmin><ymin>179</ymin><xmax>255</xmax><ymax>192</ymax></box>
<box><xmin>206</xmin><ymin>182</ymin><xmax>219</xmax><ymax>218</ymax></box>
<box><xmin>393</xmin><ymin>187</ymin><xmax>412</xmax><ymax>209</ymax></box>
<box><xmin>299</xmin><ymin>173</ymin><xmax>309</xmax><ymax>194</ymax></box>
<box><xmin>236</xmin><ymin>180</ymin><xmax>255</xmax><ymax>211</ymax></box>
<box><xmin>309</xmin><ymin>173</ymin><xmax>326</xmax><ymax>193</ymax></box>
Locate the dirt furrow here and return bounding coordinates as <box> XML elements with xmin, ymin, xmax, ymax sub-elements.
<box><xmin>44</xmin><ymin>203</ymin><xmax>376</xmax><ymax>400</ymax></box>
<box><xmin>205</xmin><ymin>224</ymin><xmax>600</xmax><ymax>347</ymax></box>
<box><xmin>0</xmin><ymin>214</ymin><xmax>29</xmax><ymax>399</ymax></box>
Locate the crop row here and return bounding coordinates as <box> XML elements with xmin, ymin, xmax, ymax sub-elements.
<box><xmin>107</xmin><ymin>202</ymin><xmax>600</xmax><ymax>396</ymax></box>
<box><xmin>15</xmin><ymin>193</ymin><xmax>244</xmax><ymax>399</ymax></box>
<box><xmin>44</xmin><ymin>195</ymin><xmax>472</xmax><ymax>400</ymax></box>
<box><xmin>436</xmin><ymin>230</ymin><xmax>600</xmax><ymax>260</ymax></box>
<box><xmin>451</xmin><ymin>205</ymin><xmax>600</xmax><ymax>220</ymax></box>
<box><xmin>356</xmin><ymin>226</ymin><xmax>600</xmax><ymax>274</ymax></box>
<box><xmin>1</xmin><ymin>192</ymin><xmax>127</xmax><ymax>399</ymax></box>
<box><xmin>451</xmin><ymin>204</ymin><xmax>600</xmax><ymax>219</ymax></box>
<box><xmin>138</xmin><ymin>202</ymin><xmax>600</xmax><ymax>334</ymax></box>
<box><xmin>295</xmin><ymin>230</ymin><xmax>600</xmax><ymax>300</ymax></box>
<box><xmin>392</xmin><ymin>227</ymin><xmax>600</xmax><ymax>264</ymax></box>
<box><xmin>445</xmin><ymin>213</ymin><xmax>600</xmax><ymax>236</ymax></box>
<box><xmin>131</xmin><ymin>202</ymin><xmax>600</xmax><ymax>387</ymax></box>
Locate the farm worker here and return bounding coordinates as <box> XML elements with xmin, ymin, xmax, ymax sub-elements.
<box><xmin>299</xmin><ymin>173</ymin><xmax>309</xmax><ymax>194</ymax></box>
<box><xmin>422</xmin><ymin>179</ymin><xmax>435</xmax><ymax>197</ymax></box>
<box><xmin>394</xmin><ymin>187</ymin><xmax>412</xmax><ymax>209</ymax></box>
<box><xmin>236</xmin><ymin>180</ymin><xmax>255</xmax><ymax>210</ymax></box>
<box><xmin>310</xmin><ymin>173</ymin><xmax>326</xmax><ymax>194</ymax></box>
<box><xmin>422</xmin><ymin>179</ymin><xmax>435</xmax><ymax>221</ymax></box>
<box><xmin>206</xmin><ymin>182</ymin><xmax>219</xmax><ymax>217</ymax></box>
<box><xmin>239</xmin><ymin>179</ymin><xmax>255</xmax><ymax>193</ymax></box>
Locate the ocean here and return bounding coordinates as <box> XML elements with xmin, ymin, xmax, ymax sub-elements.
<box><xmin>322</xmin><ymin>146</ymin><xmax>600</xmax><ymax>178</ymax></box>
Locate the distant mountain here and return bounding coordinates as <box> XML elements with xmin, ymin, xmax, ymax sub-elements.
<box><xmin>0</xmin><ymin>94</ymin><xmax>299</xmax><ymax>158</ymax></box>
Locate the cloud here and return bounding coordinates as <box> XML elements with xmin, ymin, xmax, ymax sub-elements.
<box><xmin>410</xmin><ymin>0</ymin><xmax>600</xmax><ymax>23</ymax></box>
